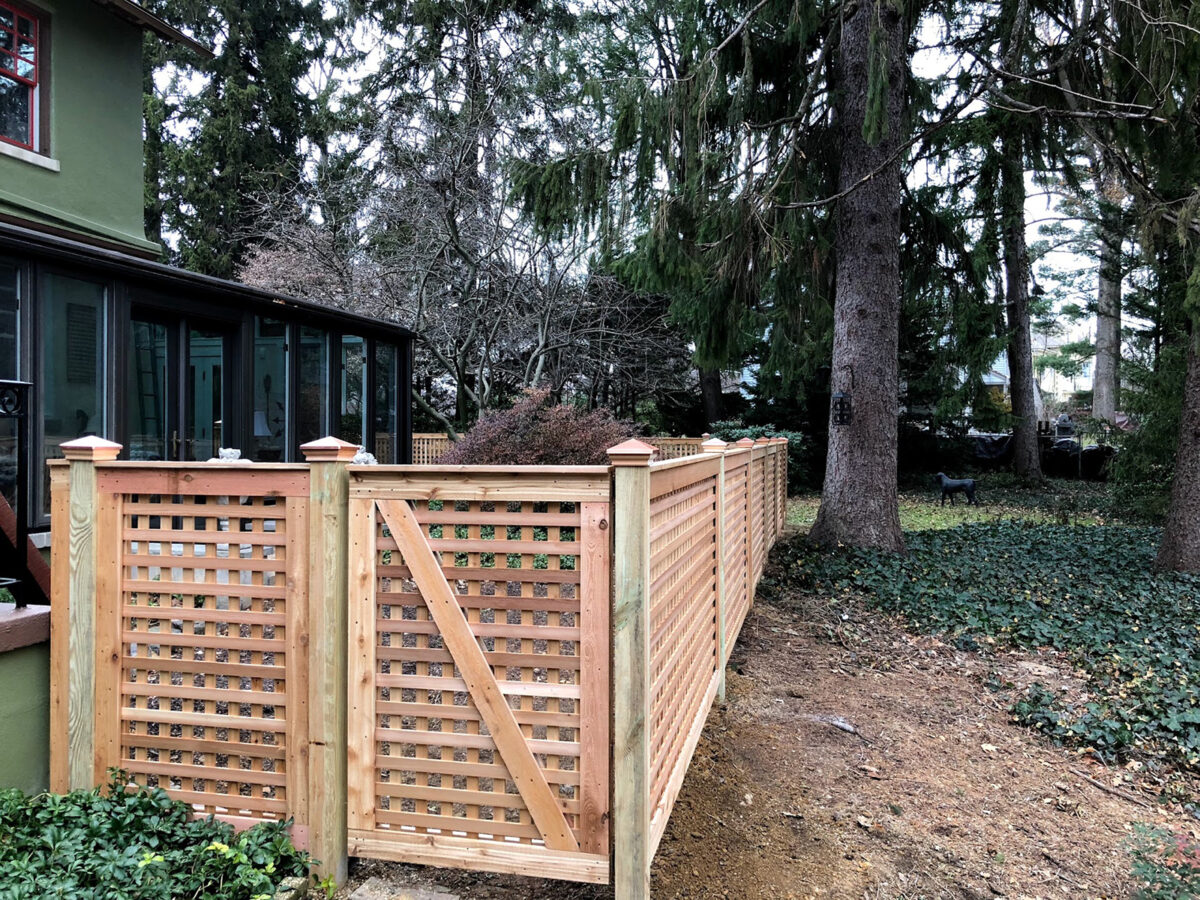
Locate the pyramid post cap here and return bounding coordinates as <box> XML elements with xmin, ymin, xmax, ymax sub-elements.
<box><xmin>60</xmin><ymin>436</ymin><xmax>122</xmax><ymax>461</ymax></box>
<box><xmin>300</xmin><ymin>435</ymin><xmax>361</xmax><ymax>462</ymax></box>
<box><xmin>734</xmin><ymin>437</ymin><xmax>756</xmax><ymax>448</ymax></box>
<box><xmin>700</xmin><ymin>438</ymin><xmax>728</xmax><ymax>452</ymax></box>
<box><xmin>606</xmin><ymin>438</ymin><xmax>656</xmax><ymax>466</ymax></box>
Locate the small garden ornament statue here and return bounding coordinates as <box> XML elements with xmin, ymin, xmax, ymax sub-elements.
<box><xmin>933</xmin><ymin>472</ymin><xmax>978</xmax><ymax>506</ymax></box>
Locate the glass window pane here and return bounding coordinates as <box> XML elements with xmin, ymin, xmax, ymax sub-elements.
<box><xmin>41</xmin><ymin>274</ymin><xmax>106</xmax><ymax>515</ymax></box>
<box><xmin>0</xmin><ymin>73</ymin><xmax>31</xmax><ymax>146</ymax></box>
<box><xmin>0</xmin><ymin>256</ymin><xmax>18</xmax><ymax>379</ymax></box>
<box><xmin>0</xmin><ymin>258</ymin><xmax>17</xmax><ymax>510</ymax></box>
<box><xmin>126</xmin><ymin>320</ymin><xmax>167</xmax><ymax>461</ymax></box>
<box><xmin>373</xmin><ymin>343</ymin><xmax>396</xmax><ymax>463</ymax></box>
<box><xmin>296</xmin><ymin>326</ymin><xmax>328</xmax><ymax>452</ymax></box>
<box><xmin>338</xmin><ymin>335</ymin><xmax>365</xmax><ymax>447</ymax></box>
<box><xmin>186</xmin><ymin>327</ymin><xmax>226</xmax><ymax>461</ymax></box>
<box><xmin>252</xmin><ymin>317</ymin><xmax>287</xmax><ymax>461</ymax></box>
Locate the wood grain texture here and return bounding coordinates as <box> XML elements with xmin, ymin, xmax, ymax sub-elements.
<box><xmin>48</xmin><ymin>463</ymin><xmax>70</xmax><ymax>792</ymax></box>
<box><xmin>92</xmin><ymin>492</ymin><xmax>122</xmax><ymax>784</ymax></box>
<box><xmin>346</xmin><ymin>496</ymin><xmax>377</xmax><ymax>832</ymax></box>
<box><xmin>611</xmin><ymin>459</ymin><xmax>651</xmax><ymax>900</ymax></box>
<box><xmin>96</xmin><ymin>466</ymin><xmax>309</xmax><ymax>497</ymax></box>
<box><xmin>579</xmin><ymin>501</ymin><xmax>612</xmax><ymax>856</ymax></box>
<box><xmin>307</xmin><ymin>458</ymin><xmax>351</xmax><ymax>884</ymax></box>
<box><xmin>66</xmin><ymin>457</ymin><xmax>98</xmax><ymax>789</ymax></box>
<box><xmin>347</xmin><ymin>829</ymin><xmax>610</xmax><ymax>883</ymax></box>
<box><xmin>285</xmin><ymin>497</ymin><xmax>311</xmax><ymax>827</ymax></box>
<box><xmin>375</xmin><ymin>498</ymin><xmax>580</xmax><ymax>853</ymax></box>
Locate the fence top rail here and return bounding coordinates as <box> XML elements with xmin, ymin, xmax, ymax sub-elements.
<box><xmin>349</xmin><ymin>467</ymin><xmax>612</xmax><ymax>502</ymax></box>
<box><xmin>647</xmin><ymin>453</ymin><xmax>719</xmax><ymax>473</ymax></box>
<box><xmin>60</xmin><ymin>461</ymin><xmax>311</xmax><ymax>471</ymax></box>
<box><xmin>351</xmin><ymin>464</ymin><xmax>610</xmax><ymax>475</ymax></box>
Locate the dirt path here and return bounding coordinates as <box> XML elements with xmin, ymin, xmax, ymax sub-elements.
<box><xmin>334</xmin><ymin>566</ymin><xmax>1195</xmax><ymax>899</ymax></box>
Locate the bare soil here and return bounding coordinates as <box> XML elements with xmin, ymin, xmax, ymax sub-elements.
<box><xmin>330</xmin><ymin>551</ymin><xmax>1198</xmax><ymax>900</ymax></box>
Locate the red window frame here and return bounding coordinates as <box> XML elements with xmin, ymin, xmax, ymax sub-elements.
<box><xmin>0</xmin><ymin>1</ymin><xmax>38</xmax><ymax>151</ymax></box>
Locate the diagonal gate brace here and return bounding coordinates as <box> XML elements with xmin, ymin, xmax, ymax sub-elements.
<box><xmin>376</xmin><ymin>498</ymin><xmax>581</xmax><ymax>853</ymax></box>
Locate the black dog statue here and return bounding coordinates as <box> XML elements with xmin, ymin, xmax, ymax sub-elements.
<box><xmin>934</xmin><ymin>472</ymin><xmax>977</xmax><ymax>506</ymax></box>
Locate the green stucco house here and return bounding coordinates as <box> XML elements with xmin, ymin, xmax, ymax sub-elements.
<box><xmin>0</xmin><ymin>0</ymin><xmax>414</xmax><ymax>793</ymax></box>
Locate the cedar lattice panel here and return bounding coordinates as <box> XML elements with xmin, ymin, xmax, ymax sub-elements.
<box><xmin>765</xmin><ymin>451</ymin><xmax>780</xmax><ymax>547</ymax></box>
<box><xmin>722</xmin><ymin>460</ymin><xmax>750</xmax><ymax>660</ymax></box>
<box><xmin>119</xmin><ymin>493</ymin><xmax>293</xmax><ymax>820</ymax></box>
<box><xmin>647</xmin><ymin>470</ymin><xmax>718</xmax><ymax>810</ymax></box>
<box><xmin>372</xmin><ymin>500</ymin><xmax>586</xmax><ymax>845</ymax></box>
<box><xmin>750</xmin><ymin>455</ymin><xmax>767</xmax><ymax>580</ymax></box>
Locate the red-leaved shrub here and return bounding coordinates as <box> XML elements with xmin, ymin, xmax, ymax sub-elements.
<box><xmin>439</xmin><ymin>389</ymin><xmax>637</xmax><ymax>466</ymax></box>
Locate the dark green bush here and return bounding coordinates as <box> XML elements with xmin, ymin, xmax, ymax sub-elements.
<box><xmin>0</xmin><ymin>771</ymin><xmax>310</xmax><ymax>900</ymax></box>
<box><xmin>708</xmin><ymin>420</ymin><xmax>812</xmax><ymax>494</ymax></box>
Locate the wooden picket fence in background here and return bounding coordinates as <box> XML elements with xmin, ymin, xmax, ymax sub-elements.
<box><xmin>411</xmin><ymin>433</ymin><xmax>455</xmax><ymax>464</ymax></box>
<box><xmin>50</xmin><ymin>434</ymin><xmax>788</xmax><ymax>899</ymax></box>
<box><xmin>411</xmin><ymin>433</ymin><xmax>713</xmax><ymax>465</ymax></box>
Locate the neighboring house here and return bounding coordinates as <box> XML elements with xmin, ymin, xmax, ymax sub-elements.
<box><xmin>1033</xmin><ymin>320</ymin><xmax>1096</xmax><ymax>404</ymax></box>
<box><xmin>0</xmin><ymin>0</ymin><xmax>413</xmax><ymax>793</ymax></box>
<box><xmin>976</xmin><ymin>355</ymin><xmax>1046</xmax><ymax>423</ymax></box>
<box><xmin>0</xmin><ymin>0</ymin><xmax>415</xmax><ymax>547</ymax></box>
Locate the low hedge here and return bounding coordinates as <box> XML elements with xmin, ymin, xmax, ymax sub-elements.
<box><xmin>0</xmin><ymin>771</ymin><xmax>310</xmax><ymax>900</ymax></box>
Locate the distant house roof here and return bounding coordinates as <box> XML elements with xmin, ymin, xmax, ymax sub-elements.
<box><xmin>90</xmin><ymin>0</ymin><xmax>214</xmax><ymax>59</ymax></box>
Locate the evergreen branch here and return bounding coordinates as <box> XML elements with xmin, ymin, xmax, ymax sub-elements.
<box><xmin>773</xmin><ymin>76</ymin><xmax>992</xmax><ymax>211</ymax></box>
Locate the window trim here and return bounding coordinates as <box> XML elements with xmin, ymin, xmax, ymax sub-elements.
<box><xmin>0</xmin><ymin>0</ymin><xmax>48</xmax><ymax>156</ymax></box>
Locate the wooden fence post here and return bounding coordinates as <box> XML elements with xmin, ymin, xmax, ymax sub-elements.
<box><xmin>701</xmin><ymin>438</ymin><xmax>728</xmax><ymax>701</ymax></box>
<box><xmin>301</xmin><ymin>437</ymin><xmax>358</xmax><ymax>886</ymax></box>
<box><xmin>608</xmin><ymin>439</ymin><xmax>655</xmax><ymax>900</ymax></box>
<box><xmin>56</xmin><ymin>437</ymin><xmax>121</xmax><ymax>791</ymax></box>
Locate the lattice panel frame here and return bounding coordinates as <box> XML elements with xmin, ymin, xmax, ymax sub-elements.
<box><xmin>646</xmin><ymin>461</ymin><xmax>719</xmax><ymax>815</ymax></box>
<box><xmin>346</xmin><ymin>469</ymin><xmax>611</xmax><ymax>884</ymax></box>
<box><xmin>750</xmin><ymin>451</ymin><xmax>768</xmax><ymax>582</ymax></box>
<box><xmin>112</xmin><ymin>488</ymin><xmax>308</xmax><ymax>826</ymax></box>
<box><xmin>722</xmin><ymin>453</ymin><xmax>751</xmax><ymax>662</ymax></box>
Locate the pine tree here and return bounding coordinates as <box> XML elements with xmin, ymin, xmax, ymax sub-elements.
<box><xmin>143</xmin><ymin>1</ymin><xmax>340</xmax><ymax>279</ymax></box>
<box><xmin>807</xmin><ymin>0</ymin><xmax>911</xmax><ymax>550</ymax></box>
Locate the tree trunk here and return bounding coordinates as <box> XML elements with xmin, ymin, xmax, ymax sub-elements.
<box><xmin>1000</xmin><ymin>132</ymin><xmax>1042</xmax><ymax>482</ymax></box>
<box><xmin>809</xmin><ymin>0</ymin><xmax>906</xmax><ymax>552</ymax></box>
<box><xmin>1092</xmin><ymin>157</ymin><xmax>1122</xmax><ymax>422</ymax></box>
<box><xmin>699</xmin><ymin>367</ymin><xmax>723</xmax><ymax>429</ymax></box>
<box><xmin>1157</xmin><ymin>333</ymin><xmax>1200</xmax><ymax>572</ymax></box>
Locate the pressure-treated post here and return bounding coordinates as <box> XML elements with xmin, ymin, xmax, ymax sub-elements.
<box><xmin>301</xmin><ymin>436</ymin><xmax>358</xmax><ymax>886</ymax></box>
<box><xmin>608</xmin><ymin>439</ymin><xmax>655</xmax><ymax>900</ymax></box>
<box><xmin>56</xmin><ymin>437</ymin><xmax>121</xmax><ymax>791</ymax></box>
<box><xmin>701</xmin><ymin>438</ymin><xmax>728</xmax><ymax>701</ymax></box>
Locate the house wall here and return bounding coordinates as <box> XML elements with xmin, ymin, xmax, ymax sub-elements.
<box><xmin>0</xmin><ymin>0</ymin><xmax>157</xmax><ymax>255</ymax></box>
<box><xmin>0</xmin><ymin>641</ymin><xmax>50</xmax><ymax>794</ymax></box>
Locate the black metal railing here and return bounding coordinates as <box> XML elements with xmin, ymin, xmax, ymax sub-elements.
<box><xmin>0</xmin><ymin>379</ymin><xmax>32</xmax><ymax>607</ymax></box>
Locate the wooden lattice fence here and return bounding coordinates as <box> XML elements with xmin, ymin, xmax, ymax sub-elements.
<box><xmin>411</xmin><ymin>433</ymin><xmax>454</xmax><ymax>464</ymax></box>
<box><xmin>50</xmin><ymin>434</ymin><xmax>789</xmax><ymax>899</ymax></box>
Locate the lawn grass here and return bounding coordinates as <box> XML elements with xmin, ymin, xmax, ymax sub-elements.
<box><xmin>786</xmin><ymin>476</ymin><xmax>1124</xmax><ymax>532</ymax></box>
<box><xmin>778</xmin><ymin>479</ymin><xmax>1200</xmax><ymax>767</ymax></box>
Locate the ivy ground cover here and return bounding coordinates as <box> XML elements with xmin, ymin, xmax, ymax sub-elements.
<box><xmin>0</xmin><ymin>773</ymin><xmax>310</xmax><ymax>900</ymax></box>
<box><xmin>779</xmin><ymin>520</ymin><xmax>1200</xmax><ymax>765</ymax></box>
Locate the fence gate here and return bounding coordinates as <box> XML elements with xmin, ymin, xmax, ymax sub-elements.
<box><xmin>344</xmin><ymin>468</ymin><xmax>612</xmax><ymax>883</ymax></box>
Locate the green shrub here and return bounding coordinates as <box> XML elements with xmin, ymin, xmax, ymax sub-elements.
<box><xmin>0</xmin><ymin>771</ymin><xmax>310</xmax><ymax>900</ymax></box>
<box><xmin>708</xmin><ymin>420</ymin><xmax>812</xmax><ymax>494</ymax></box>
<box><xmin>1129</xmin><ymin>823</ymin><xmax>1200</xmax><ymax>899</ymax></box>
